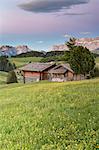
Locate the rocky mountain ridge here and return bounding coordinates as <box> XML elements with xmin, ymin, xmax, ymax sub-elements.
<box><xmin>0</xmin><ymin>45</ymin><xmax>31</xmax><ymax>57</ymax></box>
<box><xmin>0</xmin><ymin>37</ymin><xmax>99</xmax><ymax>56</ymax></box>
<box><xmin>52</xmin><ymin>37</ymin><xmax>99</xmax><ymax>52</ymax></box>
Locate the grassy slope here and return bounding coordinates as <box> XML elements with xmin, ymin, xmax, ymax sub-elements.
<box><xmin>95</xmin><ymin>57</ymin><xmax>99</xmax><ymax>63</ymax></box>
<box><xmin>96</xmin><ymin>57</ymin><xmax>99</xmax><ymax>68</ymax></box>
<box><xmin>0</xmin><ymin>79</ymin><xmax>99</xmax><ymax>150</ymax></box>
<box><xmin>9</xmin><ymin>57</ymin><xmax>42</xmax><ymax>68</ymax></box>
<box><xmin>9</xmin><ymin>56</ymin><xmax>99</xmax><ymax>68</ymax></box>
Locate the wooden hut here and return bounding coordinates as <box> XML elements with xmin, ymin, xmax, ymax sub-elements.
<box><xmin>20</xmin><ymin>63</ymin><xmax>85</xmax><ymax>83</ymax></box>
<box><xmin>48</xmin><ymin>64</ymin><xmax>85</xmax><ymax>82</ymax></box>
<box><xmin>20</xmin><ymin>62</ymin><xmax>56</xmax><ymax>83</ymax></box>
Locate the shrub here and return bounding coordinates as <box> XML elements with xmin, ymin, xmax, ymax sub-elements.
<box><xmin>6</xmin><ymin>70</ymin><xmax>18</xmax><ymax>84</ymax></box>
<box><xmin>91</xmin><ymin>67</ymin><xmax>99</xmax><ymax>77</ymax></box>
<box><xmin>0</xmin><ymin>56</ymin><xmax>16</xmax><ymax>72</ymax></box>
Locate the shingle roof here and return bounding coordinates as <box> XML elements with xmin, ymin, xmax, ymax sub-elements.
<box><xmin>62</xmin><ymin>64</ymin><xmax>74</xmax><ymax>73</ymax></box>
<box><xmin>48</xmin><ymin>66</ymin><xmax>67</xmax><ymax>74</ymax></box>
<box><xmin>48</xmin><ymin>64</ymin><xmax>74</xmax><ymax>74</ymax></box>
<box><xmin>20</xmin><ymin>62</ymin><xmax>56</xmax><ymax>72</ymax></box>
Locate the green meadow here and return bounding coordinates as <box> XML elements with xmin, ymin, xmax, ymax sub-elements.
<box><xmin>95</xmin><ymin>57</ymin><xmax>99</xmax><ymax>68</ymax></box>
<box><xmin>9</xmin><ymin>56</ymin><xmax>99</xmax><ymax>68</ymax></box>
<box><xmin>0</xmin><ymin>79</ymin><xmax>99</xmax><ymax>149</ymax></box>
<box><xmin>95</xmin><ymin>57</ymin><xmax>99</xmax><ymax>63</ymax></box>
<box><xmin>9</xmin><ymin>57</ymin><xmax>42</xmax><ymax>68</ymax></box>
<box><xmin>0</xmin><ymin>56</ymin><xmax>98</xmax><ymax>149</ymax></box>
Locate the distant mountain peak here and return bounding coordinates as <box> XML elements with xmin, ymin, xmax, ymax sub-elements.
<box><xmin>52</xmin><ymin>37</ymin><xmax>99</xmax><ymax>52</ymax></box>
<box><xmin>0</xmin><ymin>45</ymin><xmax>32</xmax><ymax>57</ymax></box>
<box><xmin>15</xmin><ymin>45</ymin><xmax>31</xmax><ymax>55</ymax></box>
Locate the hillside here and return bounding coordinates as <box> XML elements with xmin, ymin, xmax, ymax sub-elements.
<box><xmin>9</xmin><ymin>57</ymin><xmax>42</xmax><ymax>68</ymax></box>
<box><xmin>0</xmin><ymin>79</ymin><xmax>99</xmax><ymax>149</ymax></box>
<box><xmin>96</xmin><ymin>57</ymin><xmax>99</xmax><ymax>63</ymax></box>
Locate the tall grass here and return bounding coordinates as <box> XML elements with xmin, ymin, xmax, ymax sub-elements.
<box><xmin>0</xmin><ymin>79</ymin><xmax>99</xmax><ymax>149</ymax></box>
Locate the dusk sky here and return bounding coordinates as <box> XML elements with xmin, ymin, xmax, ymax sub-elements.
<box><xmin>0</xmin><ymin>0</ymin><xmax>99</xmax><ymax>51</ymax></box>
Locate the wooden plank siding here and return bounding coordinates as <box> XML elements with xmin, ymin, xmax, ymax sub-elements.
<box><xmin>23</xmin><ymin>71</ymin><xmax>50</xmax><ymax>83</ymax></box>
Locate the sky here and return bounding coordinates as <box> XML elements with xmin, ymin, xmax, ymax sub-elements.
<box><xmin>0</xmin><ymin>0</ymin><xmax>99</xmax><ymax>51</ymax></box>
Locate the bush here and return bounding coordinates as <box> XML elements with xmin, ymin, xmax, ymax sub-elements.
<box><xmin>6</xmin><ymin>70</ymin><xmax>18</xmax><ymax>84</ymax></box>
<box><xmin>92</xmin><ymin>67</ymin><xmax>99</xmax><ymax>77</ymax></box>
<box><xmin>0</xmin><ymin>56</ymin><xmax>16</xmax><ymax>72</ymax></box>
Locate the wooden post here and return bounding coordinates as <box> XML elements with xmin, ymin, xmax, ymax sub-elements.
<box><xmin>40</xmin><ymin>72</ymin><xmax>41</xmax><ymax>80</ymax></box>
<box><xmin>22</xmin><ymin>71</ymin><xmax>25</xmax><ymax>84</ymax></box>
<box><xmin>23</xmin><ymin>76</ymin><xmax>25</xmax><ymax>84</ymax></box>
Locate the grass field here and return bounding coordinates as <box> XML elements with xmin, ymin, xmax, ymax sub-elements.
<box><xmin>95</xmin><ymin>57</ymin><xmax>99</xmax><ymax>68</ymax></box>
<box><xmin>95</xmin><ymin>57</ymin><xmax>99</xmax><ymax>63</ymax></box>
<box><xmin>0</xmin><ymin>79</ymin><xmax>99</xmax><ymax>149</ymax></box>
<box><xmin>9</xmin><ymin>57</ymin><xmax>42</xmax><ymax>68</ymax></box>
<box><xmin>9</xmin><ymin>56</ymin><xmax>99</xmax><ymax>68</ymax></box>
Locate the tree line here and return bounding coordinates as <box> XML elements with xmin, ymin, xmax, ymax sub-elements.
<box><xmin>0</xmin><ymin>56</ymin><xmax>16</xmax><ymax>72</ymax></box>
<box><xmin>0</xmin><ymin>56</ymin><xmax>17</xmax><ymax>84</ymax></box>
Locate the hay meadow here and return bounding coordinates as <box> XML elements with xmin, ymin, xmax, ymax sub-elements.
<box><xmin>0</xmin><ymin>79</ymin><xmax>99</xmax><ymax>149</ymax></box>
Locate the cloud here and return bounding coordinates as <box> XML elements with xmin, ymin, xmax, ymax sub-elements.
<box><xmin>56</xmin><ymin>12</ymin><xmax>87</xmax><ymax>17</ymax></box>
<box><xmin>18</xmin><ymin>0</ymin><xmax>90</xmax><ymax>13</ymax></box>
<box><xmin>80</xmin><ymin>32</ymin><xmax>91</xmax><ymax>35</ymax></box>
<box><xmin>64</xmin><ymin>34</ymin><xmax>71</xmax><ymax>38</ymax></box>
<box><xmin>37</xmin><ymin>41</ymin><xmax>44</xmax><ymax>44</ymax></box>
